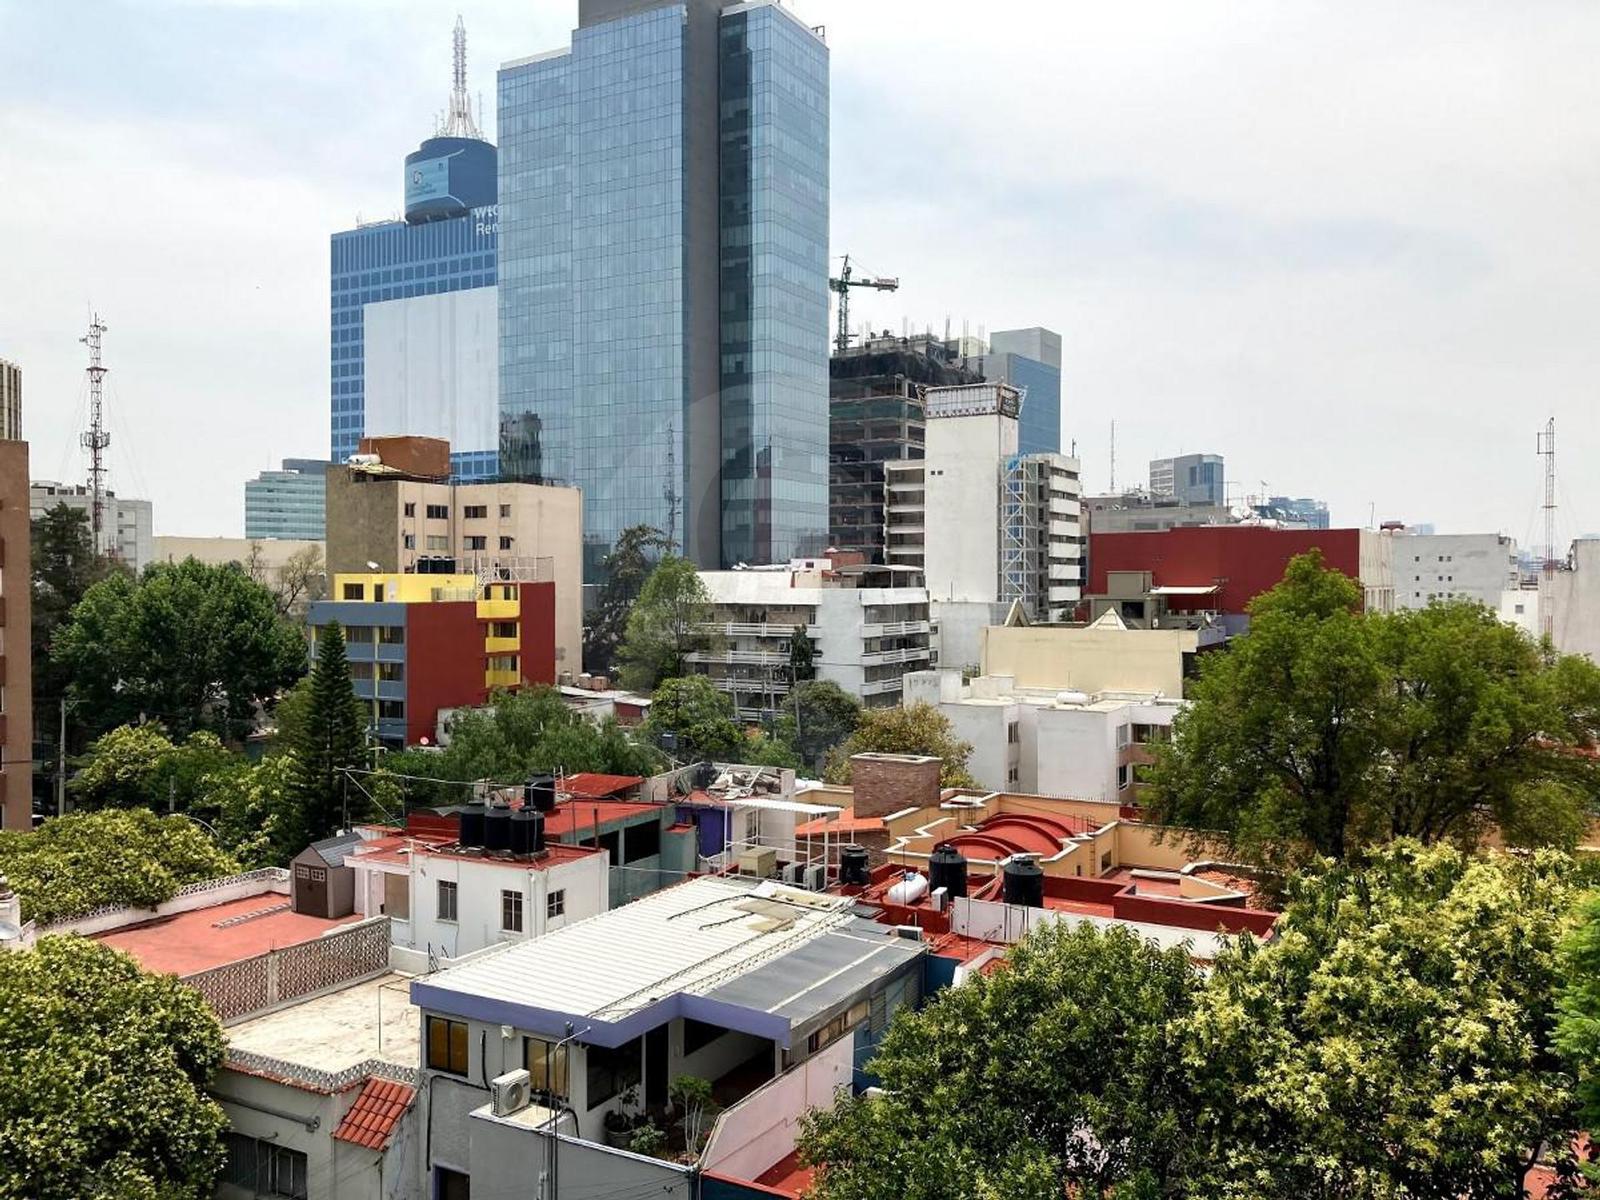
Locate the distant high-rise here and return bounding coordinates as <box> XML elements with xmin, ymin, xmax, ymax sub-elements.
<box><xmin>245</xmin><ymin>458</ymin><xmax>332</xmax><ymax>541</ymax></box>
<box><xmin>0</xmin><ymin>358</ymin><xmax>19</xmax><ymax>441</ymax></box>
<box><xmin>1150</xmin><ymin>453</ymin><xmax>1224</xmax><ymax>506</ymax></box>
<box><xmin>969</xmin><ymin>328</ymin><xmax>1062</xmax><ymax>456</ymax></box>
<box><xmin>497</xmin><ymin>0</ymin><xmax>831</xmax><ymax>572</ymax></box>
<box><xmin>330</xmin><ymin>18</ymin><xmax>499</xmax><ymax>481</ymax></box>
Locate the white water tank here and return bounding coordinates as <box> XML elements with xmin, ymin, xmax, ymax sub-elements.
<box><xmin>886</xmin><ymin>871</ymin><xmax>928</xmax><ymax>906</ymax></box>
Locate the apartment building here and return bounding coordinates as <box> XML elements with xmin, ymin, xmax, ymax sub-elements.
<box><xmin>1391</xmin><ymin>530</ymin><xmax>1520</xmax><ymax>609</ymax></box>
<box><xmin>29</xmin><ymin>481</ymin><xmax>153</xmax><ymax>570</ymax></box>
<box><xmin>692</xmin><ymin>558</ymin><xmax>933</xmax><ymax>720</ymax></box>
<box><xmin>306</xmin><ymin>571</ymin><xmax>555</xmax><ymax>749</ymax></box>
<box><xmin>0</xmin><ymin>437</ymin><xmax>30</xmax><ymax>829</ymax></box>
<box><xmin>325</xmin><ymin>438</ymin><xmax>582</xmax><ymax>671</ymax></box>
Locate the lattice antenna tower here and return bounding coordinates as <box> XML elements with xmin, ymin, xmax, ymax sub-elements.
<box><xmin>663</xmin><ymin>421</ymin><xmax>680</xmax><ymax>552</ymax></box>
<box><xmin>441</xmin><ymin>15</ymin><xmax>482</xmax><ymax>139</ymax></box>
<box><xmin>79</xmin><ymin>314</ymin><xmax>111</xmax><ymax>553</ymax></box>
<box><xmin>1538</xmin><ymin>417</ymin><xmax>1557</xmax><ymax>639</ymax></box>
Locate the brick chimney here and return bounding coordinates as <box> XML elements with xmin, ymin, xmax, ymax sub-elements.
<box><xmin>850</xmin><ymin>753</ymin><xmax>942</xmax><ymax>819</ymax></box>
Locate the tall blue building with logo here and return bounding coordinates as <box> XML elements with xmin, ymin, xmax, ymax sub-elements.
<box><xmin>497</xmin><ymin>0</ymin><xmax>830</xmax><ymax>572</ymax></box>
<box><xmin>330</xmin><ymin>19</ymin><xmax>501</xmax><ymax>481</ymax></box>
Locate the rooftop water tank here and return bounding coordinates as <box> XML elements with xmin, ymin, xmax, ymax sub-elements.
<box><xmin>510</xmin><ymin>807</ymin><xmax>546</xmax><ymax>857</ymax></box>
<box><xmin>886</xmin><ymin>871</ymin><xmax>928</xmax><ymax>906</ymax></box>
<box><xmin>524</xmin><ymin>775</ymin><xmax>557</xmax><ymax>813</ymax></box>
<box><xmin>457</xmin><ymin>801</ymin><xmax>486</xmax><ymax>849</ymax></box>
<box><xmin>1002</xmin><ymin>856</ymin><xmax>1045</xmax><ymax>908</ymax></box>
<box><xmin>928</xmin><ymin>843</ymin><xmax>968</xmax><ymax>899</ymax></box>
<box><xmin>484</xmin><ymin>803</ymin><xmax>513</xmax><ymax>853</ymax></box>
<box><xmin>839</xmin><ymin>844</ymin><xmax>871</xmax><ymax>886</ymax></box>
<box><xmin>1055</xmin><ymin>690</ymin><xmax>1091</xmax><ymax>706</ymax></box>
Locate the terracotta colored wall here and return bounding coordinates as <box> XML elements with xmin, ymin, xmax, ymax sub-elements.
<box><xmin>404</xmin><ymin>602</ymin><xmax>488</xmax><ymax>745</ymax></box>
<box><xmin>852</xmin><ymin>755</ymin><xmax>942</xmax><ymax>819</ymax></box>
<box><xmin>517</xmin><ymin>581</ymin><xmax>557</xmax><ymax>686</ymax></box>
<box><xmin>1088</xmin><ymin>526</ymin><xmax>1363</xmax><ymax>614</ymax></box>
<box><xmin>0</xmin><ymin>440</ymin><xmax>31</xmax><ymax>830</ymax></box>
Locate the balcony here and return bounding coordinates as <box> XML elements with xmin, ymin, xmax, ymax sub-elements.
<box><xmin>859</xmin><ymin>677</ymin><xmax>907</xmax><ymax>697</ymax></box>
<box><xmin>860</xmin><ymin>646</ymin><xmax>932</xmax><ymax>667</ymax></box>
<box><xmin>707</xmin><ymin>676</ymin><xmax>791</xmax><ymax>697</ymax></box>
<box><xmin>861</xmin><ymin>619</ymin><xmax>930</xmax><ymax>638</ymax></box>
<box><xmin>702</xmin><ymin>622</ymin><xmax>819</xmax><ymax>639</ymax></box>
<box><xmin>486</xmin><ymin>668</ymin><xmax>521</xmax><ymax>688</ymax></box>
<box><xmin>476</xmin><ymin>598</ymin><xmax>519</xmax><ymax>621</ymax></box>
<box><xmin>484</xmin><ymin>636</ymin><xmax>520</xmax><ymax>654</ymax></box>
<box><xmin>687</xmin><ymin>648</ymin><xmax>791</xmax><ymax>666</ymax></box>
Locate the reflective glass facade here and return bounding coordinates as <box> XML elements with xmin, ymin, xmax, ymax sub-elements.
<box><xmin>329</xmin><ymin>214</ymin><xmax>499</xmax><ymax>480</ymax></box>
<box><xmin>244</xmin><ymin>458</ymin><xmax>330</xmax><ymax>540</ymax></box>
<box><xmin>498</xmin><ymin>0</ymin><xmax>828</xmax><ymax>572</ymax></box>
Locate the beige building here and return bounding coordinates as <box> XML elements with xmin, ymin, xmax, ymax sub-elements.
<box><xmin>153</xmin><ymin>537</ymin><xmax>327</xmax><ymax>616</ymax></box>
<box><xmin>0</xmin><ymin>359</ymin><xmax>19</xmax><ymax>442</ymax></box>
<box><xmin>0</xmin><ymin>439</ymin><xmax>31</xmax><ymax>829</ymax></box>
<box><xmin>325</xmin><ymin>467</ymin><xmax>583</xmax><ymax>673</ymax></box>
<box><xmin>980</xmin><ymin>612</ymin><xmax>1204</xmax><ymax>696</ymax></box>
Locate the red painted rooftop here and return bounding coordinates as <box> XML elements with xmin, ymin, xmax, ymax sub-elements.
<box><xmin>332</xmin><ymin>1078</ymin><xmax>416</xmax><ymax>1150</ymax></box>
<box><xmin>542</xmin><ymin>798</ymin><xmax>660</xmax><ymax>839</ymax></box>
<box><xmin>795</xmin><ymin>806</ymin><xmax>884</xmax><ymax>837</ymax></box>
<box><xmin>559</xmin><ymin>772</ymin><xmax>645</xmax><ymax>800</ymax></box>
<box><xmin>95</xmin><ymin>894</ymin><xmax>362</xmax><ymax>976</ymax></box>
<box><xmin>752</xmin><ymin>1149</ymin><xmax>815</xmax><ymax>1197</ymax></box>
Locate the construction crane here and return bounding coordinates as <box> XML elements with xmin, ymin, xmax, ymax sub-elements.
<box><xmin>828</xmin><ymin>255</ymin><xmax>898</xmax><ymax>356</ymax></box>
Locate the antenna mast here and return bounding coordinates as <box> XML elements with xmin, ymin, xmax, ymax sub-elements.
<box><xmin>1109</xmin><ymin>420</ymin><xmax>1116</xmax><ymax>493</ymax></box>
<box><xmin>79</xmin><ymin>314</ymin><xmax>111</xmax><ymax>555</ymax></box>
<box><xmin>1538</xmin><ymin>417</ymin><xmax>1557</xmax><ymax>640</ymax></box>
<box><xmin>441</xmin><ymin>15</ymin><xmax>482</xmax><ymax>139</ymax></box>
<box><xmin>663</xmin><ymin>422</ymin><xmax>680</xmax><ymax>552</ymax></box>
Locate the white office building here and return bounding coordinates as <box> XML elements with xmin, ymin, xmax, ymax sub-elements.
<box><xmin>1393</xmin><ymin>531</ymin><xmax>1520</xmax><ymax>610</ymax></box>
<box><xmin>693</xmin><ymin>559</ymin><xmax>933</xmax><ymax>720</ymax></box>
<box><xmin>30</xmin><ymin>480</ymin><xmax>153</xmax><ymax>570</ymax></box>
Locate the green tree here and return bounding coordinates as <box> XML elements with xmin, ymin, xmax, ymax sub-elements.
<box><xmin>211</xmin><ymin>755</ymin><xmax>304</xmax><ymax>868</ymax></box>
<box><xmin>584</xmin><ymin>525</ymin><xmax>672</xmax><ymax>677</ymax></box>
<box><xmin>1145</xmin><ymin>552</ymin><xmax>1600</xmax><ymax>873</ymax></box>
<box><xmin>640</xmin><ymin>675</ymin><xmax>744</xmax><ymax>763</ymax></box>
<box><xmin>1557</xmin><ymin>892</ymin><xmax>1600</xmax><ymax>1144</ymax></box>
<box><xmin>800</xmin><ymin>921</ymin><xmax>1202</xmax><ymax>1199</ymax></box>
<box><xmin>0</xmin><ymin>810</ymin><xmax>240</xmax><ymax>925</ymax></box>
<box><xmin>615</xmin><ymin>556</ymin><xmax>717</xmax><ymax>692</ymax></box>
<box><xmin>789</xmin><ymin>623</ymin><xmax>816</xmax><ymax>683</ymax></box>
<box><xmin>0</xmin><ymin>935</ymin><xmax>227</xmax><ymax>1199</ymax></box>
<box><xmin>285</xmin><ymin>623</ymin><xmax>369</xmax><ymax>843</ymax></box>
<box><xmin>772</xmin><ymin>680</ymin><xmax>861</xmax><ymax>774</ymax></box>
<box><xmin>70</xmin><ymin>725</ymin><xmax>246</xmax><ymax>815</ymax></box>
<box><xmin>1186</xmin><ymin>843</ymin><xmax>1586</xmax><ymax>1199</ymax></box>
<box><xmin>51</xmin><ymin>558</ymin><xmax>307</xmax><ymax>743</ymax></box>
<box><xmin>823</xmin><ymin>702</ymin><xmax>977</xmax><ymax>788</ymax></box>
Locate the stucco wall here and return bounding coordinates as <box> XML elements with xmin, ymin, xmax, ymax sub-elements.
<box><xmin>981</xmin><ymin>624</ymin><xmax>1194</xmax><ymax>695</ymax></box>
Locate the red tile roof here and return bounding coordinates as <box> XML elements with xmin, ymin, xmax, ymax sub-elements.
<box><xmin>332</xmin><ymin>1078</ymin><xmax>416</xmax><ymax>1150</ymax></box>
<box><xmin>560</xmin><ymin>772</ymin><xmax>645</xmax><ymax>800</ymax></box>
<box><xmin>543</xmin><ymin>799</ymin><xmax>660</xmax><ymax>838</ymax></box>
<box><xmin>795</xmin><ymin>806</ymin><xmax>884</xmax><ymax>836</ymax></box>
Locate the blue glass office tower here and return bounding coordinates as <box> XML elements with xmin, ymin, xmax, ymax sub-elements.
<box><xmin>976</xmin><ymin>327</ymin><xmax>1062</xmax><ymax>456</ymax></box>
<box><xmin>330</xmin><ymin>22</ymin><xmax>501</xmax><ymax>480</ymax></box>
<box><xmin>498</xmin><ymin>0</ymin><xmax>830</xmax><ymax>571</ymax></box>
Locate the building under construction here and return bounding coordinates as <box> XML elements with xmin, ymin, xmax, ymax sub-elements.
<box><xmin>829</xmin><ymin>333</ymin><xmax>982</xmax><ymax>562</ymax></box>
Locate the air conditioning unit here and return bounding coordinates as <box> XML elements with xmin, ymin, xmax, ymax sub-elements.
<box><xmin>803</xmin><ymin>864</ymin><xmax>827</xmax><ymax>891</ymax></box>
<box><xmin>782</xmin><ymin>862</ymin><xmax>807</xmax><ymax>886</ymax></box>
<box><xmin>737</xmin><ymin>847</ymin><xmax>778</xmax><ymax>879</ymax></box>
<box><xmin>490</xmin><ymin>1069</ymin><xmax>532</xmax><ymax>1117</ymax></box>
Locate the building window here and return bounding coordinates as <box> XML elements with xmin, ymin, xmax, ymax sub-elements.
<box><xmin>378</xmin><ymin>660</ymin><xmax>404</xmax><ymax>682</ymax></box>
<box><xmin>404</xmin><ymin>502</ymin><xmax>416</xmax><ymax>517</ymax></box>
<box><xmin>624</xmin><ymin>820</ymin><xmax>661</xmax><ymax>863</ymax></box>
<box><xmin>224</xmin><ymin>1132</ymin><xmax>308</xmax><ymax>1199</ymax></box>
<box><xmin>524</xmin><ymin>1036</ymin><xmax>570</xmax><ymax>1099</ymax></box>
<box><xmin>464</xmin><ymin>504</ymin><xmax>488</xmax><ymax>519</ymax></box>
<box><xmin>807</xmin><ymin>1000</ymin><xmax>870</xmax><ymax>1055</ymax></box>
<box><xmin>342</xmin><ymin>582</ymin><xmax>365</xmax><ymax>600</ymax></box>
<box><xmin>499</xmin><ymin>536</ymin><xmax>514</xmax><ymax>551</ymax></box>
<box><xmin>1006</xmin><ymin>722</ymin><xmax>1019</xmax><ymax>745</ymax></box>
<box><xmin>426</xmin><ymin>1016</ymin><xmax>469</xmax><ymax>1075</ymax></box>
<box><xmin>403</xmin><ymin>533</ymin><xmax>415</xmax><ymax>550</ymax></box>
<box><xmin>490</xmin><ymin>621</ymin><xmax>518</xmax><ymax>639</ymax></box>
<box><xmin>426</xmin><ymin>504</ymin><xmax>449</xmax><ymax>520</ymax></box>
<box><xmin>426</xmin><ymin>535</ymin><xmax>449</xmax><ymax>551</ymax></box>
<box><xmin>466</xmin><ymin>536</ymin><xmax>487</xmax><ymax>551</ymax></box>
<box><xmin>547</xmin><ymin>889</ymin><xmax>565</xmax><ymax>919</ymax></box>
<box><xmin>1117</xmin><ymin>764</ymin><xmax>1132</xmax><ymax>790</ymax></box>
<box><xmin>438</xmin><ymin>880</ymin><xmax>458</xmax><ymax>922</ymax></box>
<box><xmin>379</xmin><ymin>625</ymin><xmax>405</xmax><ymax>644</ymax></box>
<box><xmin>501</xmin><ymin>889</ymin><xmax>524</xmax><ymax>932</ymax></box>
<box><xmin>1115</xmin><ymin>724</ymin><xmax>1132</xmax><ymax>748</ymax></box>
<box><xmin>586</xmin><ymin>1036</ymin><xmax>642</xmax><ymax>1109</ymax></box>
<box><xmin>499</xmin><ymin>504</ymin><xmax>512</xmax><ymax>518</ymax></box>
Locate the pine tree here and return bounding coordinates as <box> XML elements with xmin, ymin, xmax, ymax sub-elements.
<box><xmin>287</xmin><ymin>622</ymin><xmax>367</xmax><ymax>843</ymax></box>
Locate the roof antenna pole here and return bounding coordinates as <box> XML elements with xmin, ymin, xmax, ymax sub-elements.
<box><xmin>1538</xmin><ymin>417</ymin><xmax>1557</xmax><ymax>641</ymax></box>
<box><xmin>79</xmin><ymin>314</ymin><xmax>111</xmax><ymax>556</ymax></box>
<box><xmin>443</xmin><ymin>15</ymin><xmax>482</xmax><ymax>139</ymax></box>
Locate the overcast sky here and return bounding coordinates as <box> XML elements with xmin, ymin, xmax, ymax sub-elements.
<box><xmin>2</xmin><ymin>0</ymin><xmax>1597</xmax><ymax>546</ymax></box>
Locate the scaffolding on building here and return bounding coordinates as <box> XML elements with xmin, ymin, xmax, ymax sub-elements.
<box><xmin>1000</xmin><ymin>454</ymin><xmax>1039</xmax><ymax>620</ymax></box>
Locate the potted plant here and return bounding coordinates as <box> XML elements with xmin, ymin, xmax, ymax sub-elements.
<box><xmin>628</xmin><ymin>1121</ymin><xmax>667</xmax><ymax>1159</ymax></box>
<box><xmin>603</xmin><ymin>1085</ymin><xmax>641</xmax><ymax>1148</ymax></box>
<box><xmin>668</xmin><ymin>1075</ymin><xmax>717</xmax><ymax>1158</ymax></box>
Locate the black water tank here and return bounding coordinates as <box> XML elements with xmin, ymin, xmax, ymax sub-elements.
<box><xmin>457</xmin><ymin>802</ymin><xmax>486</xmax><ymax>849</ymax></box>
<box><xmin>694</xmin><ymin>762</ymin><xmax>718</xmax><ymax>788</ymax></box>
<box><xmin>510</xmin><ymin>807</ymin><xmax>546</xmax><ymax>857</ymax></box>
<box><xmin>484</xmin><ymin>805</ymin><xmax>514</xmax><ymax>853</ymax></box>
<box><xmin>929</xmin><ymin>843</ymin><xmax>969</xmax><ymax>899</ymax></box>
<box><xmin>840</xmin><ymin>844</ymin><xmax>871</xmax><ymax>886</ymax></box>
<box><xmin>1002</xmin><ymin>856</ymin><xmax>1045</xmax><ymax>908</ymax></box>
<box><xmin>524</xmin><ymin>775</ymin><xmax>557</xmax><ymax>813</ymax></box>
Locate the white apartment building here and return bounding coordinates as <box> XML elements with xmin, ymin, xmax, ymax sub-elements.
<box><xmin>694</xmin><ymin>559</ymin><xmax>933</xmax><ymax>720</ymax></box>
<box><xmin>905</xmin><ymin>670</ymin><xmax>1182</xmax><ymax>803</ymax></box>
<box><xmin>883</xmin><ymin>382</ymin><xmax>1082</xmax><ymax>669</ymax></box>
<box><xmin>30</xmin><ymin>480</ymin><xmax>154</xmax><ymax>570</ymax></box>
<box><xmin>1393</xmin><ymin>531</ymin><xmax>1520</xmax><ymax>610</ymax></box>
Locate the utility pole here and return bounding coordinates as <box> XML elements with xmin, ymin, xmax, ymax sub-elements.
<box><xmin>79</xmin><ymin>315</ymin><xmax>110</xmax><ymax>555</ymax></box>
<box><xmin>1538</xmin><ymin>417</ymin><xmax>1557</xmax><ymax>642</ymax></box>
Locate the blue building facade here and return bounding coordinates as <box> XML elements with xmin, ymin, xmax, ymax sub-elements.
<box><xmin>244</xmin><ymin>458</ymin><xmax>331</xmax><ymax>540</ymax></box>
<box><xmin>978</xmin><ymin>327</ymin><xmax>1062</xmax><ymax>457</ymax></box>
<box><xmin>497</xmin><ymin>0</ymin><xmax>829</xmax><ymax>572</ymax></box>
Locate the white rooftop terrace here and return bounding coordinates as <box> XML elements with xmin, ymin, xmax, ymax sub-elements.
<box><xmin>225</xmin><ymin>971</ymin><xmax>420</xmax><ymax>1087</ymax></box>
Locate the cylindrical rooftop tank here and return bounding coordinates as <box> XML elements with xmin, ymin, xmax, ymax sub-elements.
<box><xmin>928</xmin><ymin>843</ymin><xmax>969</xmax><ymax>899</ymax></box>
<box><xmin>510</xmin><ymin>807</ymin><xmax>546</xmax><ymax>857</ymax></box>
<box><xmin>886</xmin><ymin>871</ymin><xmax>928</xmax><ymax>906</ymax></box>
<box><xmin>1002</xmin><ymin>856</ymin><xmax>1045</xmax><ymax>908</ymax></box>
<box><xmin>839</xmin><ymin>844</ymin><xmax>871</xmax><ymax>887</ymax></box>
<box><xmin>404</xmin><ymin>136</ymin><xmax>497</xmax><ymax>224</ymax></box>
<box><xmin>524</xmin><ymin>775</ymin><xmax>557</xmax><ymax>814</ymax></box>
<box><xmin>457</xmin><ymin>802</ymin><xmax>486</xmax><ymax>849</ymax></box>
<box><xmin>484</xmin><ymin>804</ymin><xmax>513</xmax><ymax>853</ymax></box>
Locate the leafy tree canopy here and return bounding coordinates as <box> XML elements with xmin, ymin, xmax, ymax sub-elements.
<box><xmin>0</xmin><ymin>936</ymin><xmax>227</xmax><ymax>1200</ymax></box>
<box><xmin>615</xmin><ymin>555</ymin><xmax>718</xmax><ymax>692</ymax></box>
<box><xmin>800</xmin><ymin>921</ymin><xmax>1202</xmax><ymax>1200</ymax></box>
<box><xmin>640</xmin><ymin>675</ymin><xmax>746</xmax><ymax>764</ymax></box>
<box><xmin>0</xmin><ymin>810</ymin><xmax>239</xmax><ymax>925</ymax></box>
<box><xmin>1145</xmin><ymin>551</ymin><xmax>1600</xmax><ymax>873</ymax></box>
<box><xmin>824</xmin><ymin>702</ymin><xmax>977</xmax><ymax>788</ymax></box>
<box><xmin>584</xmin><ymin>525</ymin><xmax>671</xmax><ymax>677</ymax></box>
<box><xmin>772</xmin><ymin>680</ymin><xmax>862</xmax><ymax>774</ymax></box>
<box><xmin>1557</xmin><ymin>892</ymin><xmax>1600</xmax><ymax>1143</ymax></box>
<box><xmin>71</xmin><ymin>725</ymin><xmax>246</xmax><ymax>814</ymax></box>
<box><xmin>52</xmin><ymin>558</ymin><xmax>307</xmax><ymax>743</ymax></box>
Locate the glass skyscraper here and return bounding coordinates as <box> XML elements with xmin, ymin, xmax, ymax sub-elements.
<box><xmin>974</xmin><ymin>327</ymin><xmax>1062</xmax><ymax>457</ymax></box>
<box><xmin>244</xmin><ymin>458</ymin><xmax>331</xmax><ymax>540</ymax></box>
<box><xmin>498</xmin><ymin>0</ymin><xmax>829</xmax><ymax>572</ymax></box>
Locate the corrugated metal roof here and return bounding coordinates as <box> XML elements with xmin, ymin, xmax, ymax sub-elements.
<box><xmin>310</xmin><ymin>831</ymin><xmax>363</xmax><ymax>867</ymax></box>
